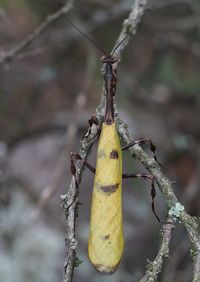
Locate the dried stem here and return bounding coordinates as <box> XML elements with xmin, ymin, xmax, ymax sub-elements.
<box><xmin>139</xmin><ymin>217</ymin><xmax>175</xmax><ymax>282</ymax></box>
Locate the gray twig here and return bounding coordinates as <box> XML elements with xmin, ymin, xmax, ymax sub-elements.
<box><xmin>62</xmin><ymin>115</ymin><xmax>101</xmax><ymax>282</ymax></box>
<box><xmin>116</xmin><ymin>116</ymin><xmax>200</xmax><ymax>281</ymax></box>
<box><xmin>139</xmin><ymin>217</ymin><xmax>175</xmax><ymax>282</ymax></box>
<box><xmin>112</xmin><ymin>0</ymin><xmax>148</xmax><ymax>57</ymax></box>
<box><xmin>0</xmin><ymin>0</ymin><xmax>74</xmax><ymax>65</ymax></box>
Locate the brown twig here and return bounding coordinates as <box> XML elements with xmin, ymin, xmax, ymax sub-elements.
<box><xmin>0</xmin><ymin>0</ymin><xmax>74</xmax><ymax>65</ymax></box>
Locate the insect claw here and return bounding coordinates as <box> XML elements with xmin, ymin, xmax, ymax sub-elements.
<box><xmin>92</xmin><ymin>115</ymin><xmax>99</xmax><ymax>125</ymax></box>
<box><xmin>75</xmin><ymin>154</ymin><xmax>82</xmax><ymax>160</ymax></box>
<box><xmin>70</xmin><ymin>152</ymin><xmax>82</xmax><ymax>160</ymax></box>
<box><xmin>87</xmin><ymin>115</ymin><xmax>100</xmax><ymax>138</ymax></box>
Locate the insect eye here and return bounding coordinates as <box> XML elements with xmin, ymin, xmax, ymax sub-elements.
<box><xmin>101</xmin><ymin>56</ymin><xmax>107</xmax><ymax>62</ymax></box>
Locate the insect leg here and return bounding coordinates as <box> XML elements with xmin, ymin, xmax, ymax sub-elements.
<box><xmin>122</xmin><ymin>138</ymin><xmax>166</xmax><ymax>169</ymax></box>
<box><xmin>67</xmin><ymin>153</ymin><xmax>95</xmax><ymax>211</ymax></box>
<box><xmin>71</xmin><ymin>153</ymin><xmax>96</xmax><ymax>175</ymax></box>
<box><xmin>70</xmin><ymin>153</ymin><xmax>80</xmax><ymax>188</ymax></box>
<box><xmin>87</xmin><ymin>115</ymin><xmax>100</xmax><ymax>137</ymax></box>
<box><xmin>122</xmin><ymin>173</ymin><xmax>160</xmax><ymax>222</ymax></box>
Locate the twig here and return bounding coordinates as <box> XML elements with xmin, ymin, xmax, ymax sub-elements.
<box><xmin>62</xmin><ymin>118</ymin><xmax>100</xmax><ymax>282</ymax></box>
<box><xmin>116</xmin><ymin>110</ymin><xmax>200</xmax><ymax>280</ymax></box>
<box><xmin>112</xmin><ymin>0</ymin><xmax>148</xmax><ymax>57</ymax></box>
<box><xmin>116</xmin><ymin>116</ymin><xmax>200</xmax><ymax>281</ymax></box>
<box><xmin>0</xmin><ymin>0</ymin><xmax>74</xmax><ymax>65</ymax></box>
<box><xmin>139</xmin><ymin>217</ymin><xmax>175</xmax><ymax>282</ymax></box>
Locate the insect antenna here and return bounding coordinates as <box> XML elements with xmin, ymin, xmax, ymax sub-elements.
<box><xmin>67</xmin><ymin>19</ymin><xmax>107</xmax><ymax>56</ymax></box>
<box><xmin>110</xmin><ymin>0</ymin><xmax>160</xmax><ymax>56</ymax></box>
<box><xmin>111</xmin><ymin>25</ymin><xmax>137</xmax><ymax>56</ymax></box>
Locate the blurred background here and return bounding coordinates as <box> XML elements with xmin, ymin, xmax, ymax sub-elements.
<box><xmin>0</xmin><ymin>0</ymin><xmax>200</xmax><ymax>281</ymax></box>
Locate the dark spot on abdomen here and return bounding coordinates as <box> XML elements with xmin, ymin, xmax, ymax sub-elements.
<box><xmin>102</xmin><ymin>234</ymin><xmax>110</xmax><ymax>240</ymax></box>
<box><xmin>110</xmin><ymin>149</ymin><xmax>119</xmax><ymax>159</ymax></box>
<box><xmin>101</xmin><ymin>183</ymin><xmax>119</xmax><ymax>194</ymax></box>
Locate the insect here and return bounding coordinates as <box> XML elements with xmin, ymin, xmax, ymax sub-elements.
<box><xmin>69</xmin><ymin>21</ymin><xmax>162</xmax><ymax>274</ymax></box>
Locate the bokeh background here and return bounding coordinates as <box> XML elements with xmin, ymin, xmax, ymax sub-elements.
<box><xmin>0</xmin><ymin>0</ymin><xmax>200</xmax><ymax>281</ymax></box>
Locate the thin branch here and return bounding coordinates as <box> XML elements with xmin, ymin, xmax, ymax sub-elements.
<box><xmin>112</xmin><ymin>0</ymin><xmax>148</xmax><ymax>57</ymax></box>
<box><xmin>139</xmin><ymin>217</ymin><xmax>175</xmax><ymax>282</ymax></box>
<box><xmin>62</xmin><ymin>119</ymin><xmax>99</xmax><ymax>282</ymax></box>
<box><xmin>116</xmin><ymin>116</ymin><xmax>200</xmax><ymax>281</ymax></box>
<box><xmin>0</xmin><ymin>0</ymin><xmax>74</xmax><ymax>65</ymax></box>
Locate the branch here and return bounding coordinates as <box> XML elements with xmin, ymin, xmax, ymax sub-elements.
<box><xmin>139</xmin><ymin>217</ymin><xmax>175</xmax><ymax>282</ymax></box>
<box><xmin>62</xmin><ymin>119</ymin><xmax>100</xmax><ymax>282</ymax></box>
<box><xmin>116</xmin><ymin>116</ymin><xmax>200</xmax><ymax>281</ymax></box>
<box><xmin>0</xmin><ymin>0</ymin><xmax>74</xmax><ymax>65</ymax></box>
<box><xmin>112</xmin><ymin>0</ymin><xmax>148</xmax><ymax>56</ymax></box>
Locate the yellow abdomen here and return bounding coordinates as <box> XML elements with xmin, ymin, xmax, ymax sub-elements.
<box><xmin>88</xmin><ymin>122</ymin><xmax>123</xmax><ymax>273</ymax></box>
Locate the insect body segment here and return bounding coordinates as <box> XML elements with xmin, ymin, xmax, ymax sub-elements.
<box><xmin>88</xmin><ymin>122</ymin><xmax>123</xmax><ymax>273</ymax></box>
<box><xmin>102</xmin><ymin>54</ymin><xmax>118</xmax><ymax>125</ymax></box>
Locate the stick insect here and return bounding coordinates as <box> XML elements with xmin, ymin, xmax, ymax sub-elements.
<box><xmin>69</xmin><ymin>21</ymin><xmax>162</xmax><ymax>274</ymax></box>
